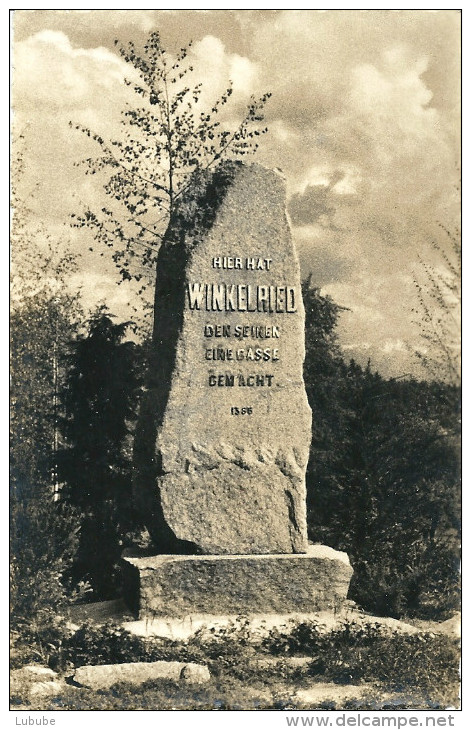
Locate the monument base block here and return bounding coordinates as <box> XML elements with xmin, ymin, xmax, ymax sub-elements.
<box><xmin>121</xmin><ymin>544</ymin><xmax>353</xmax><ymax>619</ymax></box>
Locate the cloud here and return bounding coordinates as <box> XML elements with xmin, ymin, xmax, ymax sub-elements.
<box><xmin>11</xmin><ymin>10</ymin><xmax>460</xmax><ymax>379</ymax></box>
<box><xmin>382</xmin><ymin>338</ymin><xmax>408</xmax><ymax>354</ymax></box>
<box><xmin>13</xmin><ymin>10</ymin><xmax>163</xmax><ymax>50</ymax></box>
<box><xmin>12</xmin><ymin>23</ymin><xmax>262</xmax><ymax>323</ymax></box>
<box><xmin>12</xmin><ymin>27</ymin><xmax>261</xmax><ymax>226</ymax></box>
<box><xmin>13</xmin><ymin>29</ymin><xmax>127</xmax><ymax>111</ymax></box>
<box><xmin>12</xmin><ymin>29</ymin><xmax>134</xmax><ymax>220</ymax></box>
<box><xmin>68</xmin><ymin>269</ymin><xmax>147</xmax><ymax>322</ymax></box>
<box><xmin>251</xmin><ymin>11</ymin><xmax>459</xmax><ymax>217</ymax></box>
<box><xmin>189</xmin><ymin>35</ymin><xmax>260</xmax><ymax>118</ymax></box>
<box><xmin>288</xmin><ymin>170</ymin><xmax>358</xmax><ymax>226</ymax></box>
<box><xmin>247</xmin><ymin>11</ymin><xmax>459</xmax><ymax>376</ymax></box>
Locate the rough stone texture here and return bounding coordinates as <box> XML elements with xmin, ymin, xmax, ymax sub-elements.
<box><xmin>121</xmin><ymin>608</ymin><xmax>423</xmax><ymax>641</ymax></box>
<box><xmin>179</xmin><ymin>663</ymin><xmax>212</xmax><ymax>683</ymax></box>
<box><xmin>73</xmin><ymin>661</ymin><xmax>210</xmax><ymax>690</ymax></box>
<box><xmin>295</xmin><ymin>683</ymin><xmax>383</xmax><ymax>708</ymax></box>
<box><xmin>133</xmin><ymin>162</ymin><xmax>311</xmax><ymax>555</ymax></box>
<box><xmin>12</xmin><ymin>665</ymin><xmax>57</xmax><ymax>682</ymax></box>
<box><xmin>29</xmin><ymin>681</ymin><xmax>65</xmax><ymax>698</ymax></box>
<box><xmin>10</xmin><ymin>667</ymin><xmax>65</xmax><ymax>701</ymax></box>
<box><xmin>64</xmin><ymin>598</ymin><xmax>432</xmax><ymax>642</ymax></box>
<box><xmin>122</xmin><ymin>544</ymin><xmax>352</xmax><ymax>619</ymax></box>
<box><xmin>67</xmin><ymin>598</ymin><xmax>134</xmax><ymax>627</ymax></box>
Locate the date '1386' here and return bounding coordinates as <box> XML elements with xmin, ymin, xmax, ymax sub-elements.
<box><xmin>231</xmin><ymin>407</ymin><xmax>253</xmax><ymax>415</ymax></box>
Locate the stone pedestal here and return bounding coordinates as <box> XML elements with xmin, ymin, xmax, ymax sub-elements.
<box><xmin>121</xmin><ymin>544</ymin><xmax>352</xmax><ymax>619</ymax></box>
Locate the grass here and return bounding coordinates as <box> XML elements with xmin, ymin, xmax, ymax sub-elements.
<box><xmin>10</xmin><ymin>617</ymin><xmax>460</xmax><ymax>711</ymax></box>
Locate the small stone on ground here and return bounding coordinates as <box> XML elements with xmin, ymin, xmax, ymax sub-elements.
<box><xmin>295</xmin><ymin>682</ymin><xmax>381</xmax><ymax>707</ymax></box>
<box><xmin>74</xmin><ymin>661</ymin><xmax>210</xmax><ymax>690</ymax></box>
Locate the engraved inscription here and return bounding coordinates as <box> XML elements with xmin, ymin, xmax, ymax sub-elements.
<box><xmin>187</xmin><ymin>282</ymin><xmax>297</xmax><ymax>312</ymax></box>
<box><xmin>208</xmin><ymin>374</ymin><xmax>274</xmax><ymax>387</ymax></box>
<box><xmin>230</xmin><ymin>407</ymin><xmax>253</xmax><ymax>415</ymax></box>
<box><xmin>204</xmin><ymin>324</ymin><xmax>280</xmax><ymax>339</ymax></box>
<box><xmin>212</xmin><ymin>256</ymin><xmax>272</xmax><ymax>270</ymax></box>
<box><xmin>187</xmin><ymin>253</ymin><xmax>299</xmax><ymax>395</ymax></box>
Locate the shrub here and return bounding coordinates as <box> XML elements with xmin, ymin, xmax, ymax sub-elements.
<box><xmin>58</xmin><ymin>622</ymin><xmax>205</xmax><ymax>671</ymax></box>
<box><xmin>263</xmin><ymin>619</ymin><xmax>460</xmax><ymax>692</ymax></box>
<box><xmin>58</xmin><ymin>311</ymin><xmax>145</xmax><ymax>599</ymax></box>
<box><xmin>10</xmin><ymin>492</ymin><xmax>86</xmax><ymax>668</ymax></box>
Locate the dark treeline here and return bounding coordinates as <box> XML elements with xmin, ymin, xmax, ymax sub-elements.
<box><xmin>302</xmin><ymin>282</ymin><xmax>460</xmax><ymax>619</ymax></box>
<box><xmin>10</xmin><ymin>280</ymin><xmax>460</xmax><ymax>655</ymax></box>
<box><xmin>57</xmin><ymin>308</ymin><xmax>146</xmax><ymax>597</ymax></box>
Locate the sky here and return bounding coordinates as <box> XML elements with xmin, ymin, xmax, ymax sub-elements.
<box><xmin>11</xmin><ymin>9</ymin><xmax>461</xmax><ymax>379</ymax></box>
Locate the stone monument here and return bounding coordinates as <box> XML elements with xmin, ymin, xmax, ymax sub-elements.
<box><xmin>123</xmin><ymin>161</ymin><xmax>352</xmax><ymax>618</ymax></box>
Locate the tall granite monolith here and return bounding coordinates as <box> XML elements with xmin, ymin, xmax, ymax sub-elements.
<box><xmin>133</xmin><ymin>162</ymin><xmax>311</xmax><ymax>555</ymax></box>
<box><xmin>125</xmin><ymin>161</ymin><xmax>353</xmax><ymax>618</ymax></box>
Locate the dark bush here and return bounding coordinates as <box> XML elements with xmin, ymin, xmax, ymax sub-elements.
<box><xmin>10</xmin><ymin>492</ymin><xmax>84</xmax><ymax>668</ymax></box>
<box><xmin>263</xmin><ymin>619</ymin><xmax>460</xmax><ymax>692</ymax></box>
<box><xmin>302</xmin><ymin>282</ymin><xmax>460</xmax><ymax>620</ymax></box>
<box><xmin>58</xmin><ymin>622</ymin><xmax>205</xmax><ymax>670</ymax></box>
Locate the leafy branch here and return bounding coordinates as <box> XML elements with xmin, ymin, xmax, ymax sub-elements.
<box><xmin>71</xmin><ymin>30</ymin><xmax>271</xmax><ymax>290</ymax></box>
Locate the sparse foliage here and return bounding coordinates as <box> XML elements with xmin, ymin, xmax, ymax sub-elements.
<box><xmin>10</xmin><ymin>495</ymin><xmax>83</xmax><ymax>666</ymax></box>
<box><xmin>11</xmin><ymin>134</ymin><xmax>79</xmax><ymax>306</ymax></box>
<box><xmin>10</xmin><ymin>137</ymin><xmax>83</xmax><ymax>498</ymax></box>
<box><xmin>10</xmin><ymin>140</ymin><xmax>86</xmax><ymax>661</ymax></box>
<box><xmin>71</xmin><ymin>31</ymin><xmax>271</xmax><ymax>291</ymax></box>
<box><xmin>11</xmin><ymin>293</ymin><xmax>81</xmax><ymax>497</ymax></box>
<box><xmin>412</xmin><ymin>223</ymin><xmax>461</xmax><ymax>385</ymax></box>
